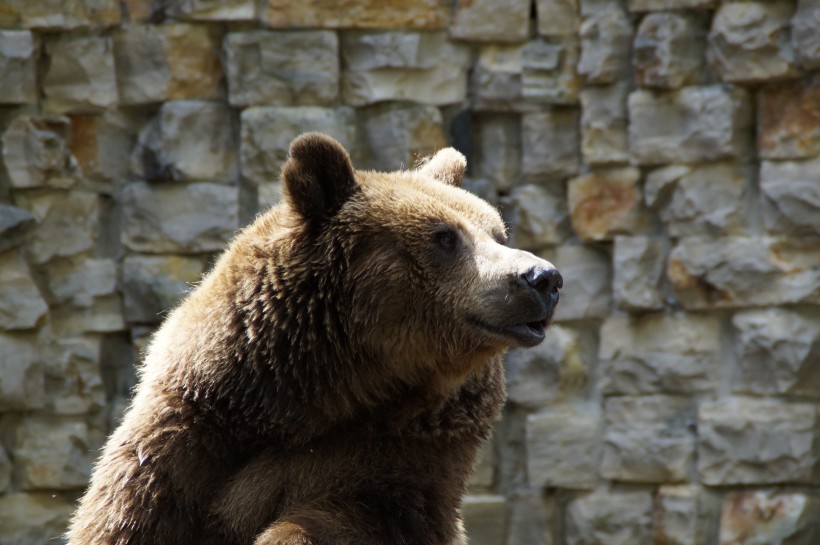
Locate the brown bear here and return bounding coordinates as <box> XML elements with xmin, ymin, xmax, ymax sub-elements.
<box><xmin>67</xmin><ymin>133</ymin><xmax>561</xmax><ymax>545</ymax></box>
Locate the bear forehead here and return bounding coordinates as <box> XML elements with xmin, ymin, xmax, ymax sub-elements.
<box><xmin>355</xmin><ymin>170</ymin><xmax>505</xmax><ymax>235</ymax></box>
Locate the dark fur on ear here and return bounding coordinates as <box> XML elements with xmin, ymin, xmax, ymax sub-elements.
<box><xmin>281</xmin><ymin>133</ymin><xmax>357</xmax><ymax>222</ymax></box>
<box><xmin>416</xmin><ymin>148</ymin><xmax>467</xmax><ymax>187</ymax></box>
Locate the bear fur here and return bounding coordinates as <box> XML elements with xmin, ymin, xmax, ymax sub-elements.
<box><xmin>68</xmin><ymin>133</ymin><xmax>561</xmax><ymax>545</ymax></box>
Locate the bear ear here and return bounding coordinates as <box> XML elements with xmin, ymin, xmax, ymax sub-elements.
<box><xmin>281</xmin><ymin>132</ymin><xmax>357</xmax><ymax>222</ymax></box>
<box><xmin>416</xmin><ymin>148</ymin><xmax>466</xmax><ymax>187</ymax></box>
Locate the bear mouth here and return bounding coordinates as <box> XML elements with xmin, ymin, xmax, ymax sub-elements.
<box><xmin>470</xmin><ymin>315</ymin><xmax>550</xmax><ymax>348</ymax></box>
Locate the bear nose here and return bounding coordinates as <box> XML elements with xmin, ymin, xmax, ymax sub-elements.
<box><xmin>522</xmin><ymin>266</ymin><xmax>563</xmax><ymax>296</ymax></box>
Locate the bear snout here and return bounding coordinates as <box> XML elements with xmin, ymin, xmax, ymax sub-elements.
<box><xmin>522</xmin><ymin>266</ymin><xmax>563</xmax><ymax>298</ymax></box>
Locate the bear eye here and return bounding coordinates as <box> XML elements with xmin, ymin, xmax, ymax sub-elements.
<box><xmin>434</xmin><ymin>227</ymin><xmax>459</xmax><ymax>253</ymax></box>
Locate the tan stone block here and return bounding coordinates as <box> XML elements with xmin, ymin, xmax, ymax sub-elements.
<box><xmin>758</xmin><ymin>79</ymin><xmax>820</xmax><ymax>160</ymax></box>
<box><xmin>566</xmin><ymin>490</ymin><xmax>653</xmax><ymax>545</ymax></box>
<box><xmin>0</xmin><ymin>493</ymin><xmax>74</xmax><ymax>545</ymax></box>
<box><xmin>43</xmin><ymin>35</ymin><xmax>118</xmax><ymax>113</ymax></box>
<box><xmin>0</xmin><ymin>30</ymin><xmax>39</xmax><ymax>104</ymax></box>
<box><xmin>14</xmin><ymin>191</ymin><xmax>98</xmax><ymax>264</ymax></box>
<box><xmin>166</xmin><ymin>0</ymin><xmax>255</xmax><ymax>20</ymax></box>
<box><xmin>0</xmin><ymin>332</ymin><xmax>46</xmax><ymax>411</ymax></box>
<box><xmin>261</xmin><ymin>0</ymin><xmax>450</xmax><ymax>29</ymax></box>
<box><xmin>537</xmin><ymin>0</ymin><xmax>579</xmax><ymax>37</ymax></box>
<box><xmin>69</xmin><ymin>111</ymin><xmax>142</xmax><ymax>181</ymax></box>
<box><xmin>12</xmin><ymin>417</ymin><xmax>93</xmax><ymax>490</ymax></box>
<box><xmin>568</xmin><ymin>167</ymin><xmax>645</xmax><ymax>241</ymax></box>
<box><xmin>451</xmin><ymin>0</ymin><xmax>529</xmax><ymax>43</ymax></box>
<box><xmin>1</xmin><ymin>115</ymin><xmax>78</xmax><ymax>189</ymax></box>
<box><xmin>719</xmin><ymin>490</ymin><xmax>820</xmax><ymax>545</ymax></box>
<box><xmin>359</xmin><ymin>103</ymin><xmax>447</xmax><ymax>171</ymax></box>
<box><xmin>0</xmin><ymin>250</ymin><xmax>47</xmax><ymax>330</ymax></box>
<box><xmin>527</xmin><ymin>408</ymin><xmax>599</xmax><ymax>489</ymax></box>
<box><xmin>13</xmin><ymin>0</ymin><xmax>120</xmax><ymax>29</ymax></box>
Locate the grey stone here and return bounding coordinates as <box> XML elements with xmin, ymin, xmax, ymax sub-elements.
<box><xmin>633</xmin><ymin>13</ymin><xmax>703</xmax><ymax>88</ymax></box>
<box><xmin>565</xmin><ymin>489</ymin><xmax>653</xmax><ymax>545</ymax></box>
<box><xmin>667</xmin><ymin>237</ymin><xmax>820</xmax><ymax>308</ymax></box>
<box><xmin>552</xmin><ymin>245</ymin><xmax>611</xmax><ymax>321</ymax></box>
<box><xmin>49</xmin><ymin>296</ymin><xmax>126</xmax><ymax>336</ymax></box>
<box><xmin>793</xmin><ymin>0</ymin><xmax>820</xmax><ymax>69</ymax></box>
<box><xmin>0</xmin><ymin>30</ymin><xmax>38</xmax><ymax>104</ymax></box>
<box><xmin>165</xmin><ymin>0</ymin><xmax>255</xmax><ymax>20</ymax></box>
<box><xmin>43</xmin><ymin>35</ymin><xmax>118</xmax><ymax>114</ymax></box>
<box><xmin>1</xmin><ymin>115</ymin><xmax>78</xmax><ymax>189</ymax></box>
<box><xmin>113</xmin><ymin>24</ymin><xmax>223</xmax><ymax>105</ymax></box>
<box><xmin>578</xmin><ymin>7</ymin><xmax>632</xmax><ymax>84</ymax></box>
<box><xmin>506</xmin><ymin>489</ymin><xmax>554</xmax><ymax>545</ymax></box>
<box><xmin>629</xmin><ymin>86</ymin><xmax>752</xmax><ymax>165</ymax></box>
<box><xmin>12</xmin><ymin>417</ymin><xmax>93</xmax><ymax>490</ymax></box>
<box><xmin>567</xmin><ymin>167</ymin><xmax>646</xmax><ymax>241</ymax></box>
<box><xmin>732</xmin><ymin>309</ymin><xmax>820</xmax><ymax>398</ymax></box>
<box><xmin>502</xmin><ymin>184</ymin><xmax>568</xmax><ymax>251</ymax></box>
<box><xmin>450</xmin><ymin>0</ymin><xmax>529</xmax><ymax>43</ymax></box>
<box><xmin>521</xmin><ymin>37</ymin><xmax>581</xmax><ymax>105</ymax></box>
<box><xmin>536</xmin><ymin>0</ymin><xmax>579</xmax><ymax>37</ymax></box>
<box><xmin>760</xmin><ymin>159</ymin><xmax>820</xmax><ymax>236</ymax></box>
<box><xmin>655</xmin><ymin>485</ymin><xmax>702</xmax><ymax>545</ymax></box>
<box><xmin>359</xmin><ymin>103</ymin><xmax>447</xmax><ymax>171</ymax></box>
<box><xmin>699</xmin><ymin>398</ymin><xmax>820</xmax><ymax>485</ymax></box>
<box><xmin>224</xmin><ymin>30</ymin><xmax>339</xmax><ymax>107</ymax></box>
<box><xmin>0</xmin><ymin>250</ymin><xmax>47</xmax><ymax>330</ymax></box>
<box><xmin>42</xmin><ymin>334</ymin><xmax>106</xmax><ymax>415</ymax></box>
<box><xmin>627</xmin><ymin>0</ymin><xmax>715</xmax><ymax>11</ymax></box>
<box><xmin>10</xmin><ymin>0</ymin><xmax>121</xmax><ymax>29</ymax></box>
<box><xmin>601</xmin><ymin>395</ymin><xmax>696</xmax><ymax>483</ymax></box>
<box><xmin>526</xmin><ymin>408</ymin><xmax>599</xmax><ymax>489</ymax></box>
<box><xmin>0</xmin><ymin>332</ymin><xmax>45</xmax><ymax>411</ymax></box>
<box><xmin>0</xmin><ymin>444</ymin><xmax>9</xmax><ymax>492</ymax></box>
<box><xmin>718</xmin><ymin>490</ymin><xmax>820</xmax><ymax>545</ymax></box>
<box><xmin>505</xmin><ymin>325</ymin><xmax>588</xmax><ymax>410</ymax></box>
<box><xmin>462</xmin><ymin>495</ymin><xmax>507</xmax><ymax>545</ymax></box>
<box><xmin>580</xmin><ymin>83</ymin><xmax>629</xmax><ymax>165</ymax></box>
<box><xmin>240</xmin><ymin>107</ymin><xmax>357</xmax><ymax>191</ymax></box>
<box><xmin>612</xmin><ymin>236</ymin><xmax>665</xmax><ymax>311</ymax></box>
<box><xmin>0</xmin><ymin>493</ymin><xmax>74</xmax><ymax>545</ymax></box>
<box><xmin>13</xmin><ymin>191</ymin><xmax>98</xmax><ymax>264</ymax></box>
<box><xmin>122</xmin><ymin>181</ymin><xmax>239</xmax><ymax>254</ymax></box>
<box><xmin>70</xmin><ymin>110</ymin><xmax>145</xmax><ymax>182</ymax></box>
<box><xmin>758</xmin><ymin>79</ymin><xmax>820</xmax><ymax>160</ymax></box>
<box><xmin>0</xmin><ymin>205</ymin><xmax>35</xmax><ymax>252</ymax></box>
<box><xmin>649</xmin><ymin>163</ymin><xmax>753</xmax><ymax>237</ymax></box>
<box><xmin>521</xmin><ymin>110</ymin><xmax>580</xmax><ymax>181</ymax></box>
<box><xmin>472</xmin><ymin>45</ymin><xmax>525</xmax><ymax>111</ymax></box>
<box><xmin>341</xmin><ymin>31</ymin><xmax>470</xmax><ymax>106</ymax></box>
<box><xmin>599</xmin><ymin>313</ymin><xmax>721</xmax><ymax>394</ymax></box>
<box><xmin>132</xmin><ymin>100</ymin><xmax>237</xmax><ymax>182</ymax></box>
<box><xmin>708</xmin><ymin>2</ymin><xmax>798</xmax><ymax>83</ymax></box>
<box><xmin>472</xmin><ymin>114</ymin><xmax>520</xmax><ymax>192</ymax></box>
<box><xmin>45</xmin><ymin>258</ymin><xmax>116</xmax><ymax>307</ymax></box>
<box><xmin>122</xmin><ymin>255</ymin><xmax>206</xmax><ymax>323</ymax></box>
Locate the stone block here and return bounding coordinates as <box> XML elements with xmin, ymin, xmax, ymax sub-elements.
<box><xmin>655</xmin><ymin>485</ymin><xmax>702</xmax><ymax>545</ymax></box>
<box><xmin>49</xmin><ymin>296</ymin><xmax>126</xmax><ymax>336</ymax></box>
<box><xmin>0</xmin><ymin>444</ymin><xmax>9</xmax><ymax>492</ymax></box>
<box><xmin>468</xmin><ymin>439</ymin><xmax>495</xmax><ymax>491</ymax></box>
<box><xmin>0</xmin><ymin>31</ymin><xmax>38</xmax><ymax>104</ymax></box>
<box><xmin>760</xmin><ymin>158</ymin><xmax>820</xmax><ymax>236</ymax></box>
<box><xmin>122</xmin><ymin>181</ymin><xmax>239</xmax><ymax>253</ymax></box>
<box><xmin>505</xmin><ymin>325</ymin><xmax>587</xmax><ymax>409</ymax></box>
<box><xmin>261</xmin><ymin>0</ymin><xmax>449</xmax><ymax>29</ymax></box>
<box><xmin>12</xmin><ymin>417</ymin><xmax>93</xmax><ymax>490</ymax></box>
<box><xmin>12</xmin><ymin>0</ymin><xmax>121</xmax><ymax>29</ymax></box>
<box><xmin>1</xmin><ymin>115</ymin><xmax>78</xmax><ymax>189</ymax></box>
<box><xmin>647</xmin><ymin>162</ymin><xmax>753</xmax><ymax>237</ymax></box>
<box><xmin>601</xmin><ymin>395</ymin><xmax>696</xmax><ymax>483</ymax></box>
<box><xmin>627</xmin><ymin>0</ymin><xmax>715</xmax><ymax>11</ymax></box>
<box><xmin>165</xmin><ymin>0</ymin><xmax>255</xmax><ymax>20</ymax></box>
<box><xmin>132</xmin><ymin>101</ymin><xmax>237</xmax><ymax>182</ymax></box>
<box><xmin>758</xmin><ymin>80</ymin><xmax>820</xmax><ymax>160</ymax></box>
<box><xmin>699</xmin><ymin>398</ymin><xmax>820</xmax><ymax>485</ymax></box>
<box><xmin>708</xmin><ymin>2</ymin><xmax>798</xmax><ymax>83</ymax></box>
<box><xmin>0</xmin><ymin>333</ymin><xmax>45</xmax><ymax>411</ymax></box>
<box><xmin>0</xmin><ymin>493</ymin><xmax>74</xmax><ymax>545</ymax></box>
<box><xmin>43</xmin><ymin>35</ymin><xmax>117</xmax><ymax>114</ymax></box>
<box><xmin>507</xmin><ymin>489</ymin><xmax>554</xmax><ymax>545</ymax></box>
<box><xmin>44</xmin><ymin>257</ymin><xmax>117</xmax><ymax>307</ymax></box>
<box><xmin>450</xmin><ymin>0</ymin><xmax>529</xmax><ymax>43</ymax></box>
<box><xmin>580</xmin><ymin>83</ymin><xmax>629</xmax><ymax>165</ymax></box>
<box><xmin>462</xmin><ymin>495</ymin><xmax>507</xmax><ymax>545</ymax></box>
<box><xmin>793</xmin><ymin>0</ymin><xmax>820</xmax><ymax>69</ymax></box>
<box><xmin>667</xmin><ymin>237</ymin><xmax>820</xmax><ymax>309</ymax></box>
<box><xmin>629</xmin><ymin>86</ymin><xmax>752</xmax><ymax>165</ymax></box>
<box><xmin>14</xmin><ymin>191</ymin><xmax>98</xmax><ymax>264</ymax></box>
<box><xmin>42</xmin><ymin>334</ymin><xmax>105</xmax><ymax>415</ymax></box>
<box><xmin>522</xmin><ymin>37</ymin><xmax>581</xmax><ymax>105</ymax></box>
<box><xmin>0</xmin><ymin>250</ymin><xmax>47</xmax><ymax>330</ymax></box>
<box><xmin>502</xmin><ymin>184</ymin><xmax>569</xmax><ymax>251</ymax></box>
<box><xmin>70</xmin><ymin>111</ymin><xmax>143</xmax><ymax>181</ymax></box>
<box><xmin>568</xmin><ymin>167</ymin><xmax>646</xmax><ymax>241</ymax></box>
<box><xmin>552</xmin><ymin>245</ymin><xmax>611</xmax><ymax>321</ymax></box>
<box><xmin>565</xmin><ymin>489</ymin><xmax>653</xmax><ymax>545</ymax></box>
<box><xmin>0</xmin><ymin>204</ymin><xmax>35</xmax><ymax>252</ymax></box>
<box><xmin>599</xmin><ymin>313</ymin><xmax>721</xmax><ymax>394</ymax></box>
<box><xmin>578</xmin><ymin>7</ymin><xmax>632</xmax><ymax>84</ymax></box>
<box><xmin>537</xmin><ymin>0</ymin><xmax>579</xmax><ymax>37</ymax></box>
<box><xmin>526</xmin><ymin>408</ymin><xmax>599</xmax><ymax>489</ymax></box>
<box><xmin>612</xmin><ymin>236</ymin><xmax>665</xmax><ymax>311</ymax></box>
<box><xmin>719</xmin><ymin>490</ymin><xmax>820</xmax><ymax>545</ymax></box>
<box><xmin>224</xmin><ymin>30</ymin><xmax>339</xmax><ymax>107</ymax></box>
<box><xmin>359</xmin><ymin>103</ymin><xmax>447</xmax><ymax>171</ymax></box>
<box><xmin>732</xmin><ymin>309</ymin><xmax>820</xmax><ymax>398</ymax></box>
<box><xmin>114</xmin><ymin>24</ymin><xmax>223</xmax><ymax>105</ymax></box>
<box><xmin>634</xmin><ymin>13</ymin><xmax>704</xmax><ymax>89</ymax></box>
<box><xmin>522</xmin><ymin>110</ymin><xmax>580</xmax><ymax>181</ymax></box>
<box><xmin>240</xmin><ymin>107</ymin><xmax>356</xmax><ymax>209</ymax></box>
<box><xmin>341</xmin><ymin>31</ymin><xmax>469</xmax><ymax>106</ymax></box>
<box><xmin>472</xmin><ymin>114</ymin><xmax>520</xmax><ymax>191</ymax></box>
<box><xmin>472</xmin><ymin>45</ymin><xmax>525</xmax><ymax>111</ymax></box>
<box><xmin>122</xmin><ymin>255</ymin><xmax>206</xmax><ymax>323</ymax></box>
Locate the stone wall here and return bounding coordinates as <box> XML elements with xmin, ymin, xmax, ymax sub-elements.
<box><xmin>1</xmin><ymin>0</ymin><xmax>819</xmax><ymax>543</ymax></box>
